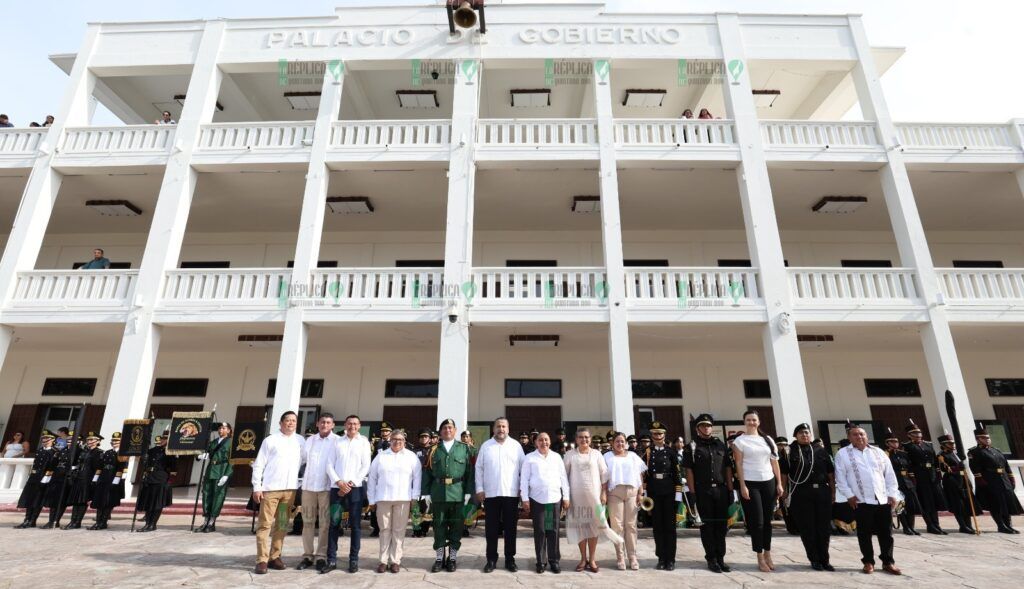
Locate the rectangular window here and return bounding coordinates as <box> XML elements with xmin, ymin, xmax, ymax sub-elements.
<box><xmin>72</xmin><ymin>262</ymin><xmax>131</xmax><ymax>269</ymax></box>
<box><xmin>841</xmin><ymin>259</ymin><xmax>894</xmax><ymax>268</ymax></box>
<box><xmin>179</xmin><ymin>261</ymin><xmax>231</xmax><ymax>269</ymax></box>
<box><xmin>396</xmin><ymin>260</ymin><xmax>445</xmax><ymax>267</ymax></box>
<box><xmin>952</xmin><ymin>260</ymin><xmax>1004</xmax><ymax>268</ymax></box>
<box><xmin>286</xmin><ymin>261</ymin><xmax>338</xmax><ymax>268</ymax></box>
<box><xmin>505</xmin><ymin>379</ymin><xmax>562</xmax><ymax>398</ymax></box>
<box><xmin>986</xmin><ymin>378</ymin><xmax>1024</xmax><ymax>397</ymax></box>
<box><xmin>865</xmin><ymin>378</ymin><xmax>921</xmax><ymax>398</ymax></box>
<box><xmin>152</xmin><ymin>378</ymin><xmax>209</xmax><ymax>397</ymax></box>
<box><xmin>506</xmin><ymin>260</ymin><xmax>557</xmax><ymax>267</ymax></box>
<box><xmin>624</xmin><ymin>259</ymin><xmax>670</xmax><ymax>267</ymax></box>
<box><xmin>385</xmin><ymin>379</ymin><xmax>439</xmax><ymax>398</ymax></box>
<box><xmin>717</xmin><ymin>259</ymin><xmax>751</xmax><ymax>267</ymax></box>
<box><xmin>41</xmin><ymin>378</ymin><xmax>97</xmax><ymax>397</ymax></box>
<box><xmin>743</xmin><ymin>379</ymin><xmax>772</xmax><ymax>399</ymax></box>
<box><xmin>631</xmin><ymin>380</ymin><xmax>682</xmax><ymax>399</ymax></box>
<box><xmin>266</xmin><ymin>379</ymin><xmax>325</xmax><ymax>399</ymax></box>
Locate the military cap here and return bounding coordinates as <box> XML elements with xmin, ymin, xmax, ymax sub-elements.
<box><xmin>592</xmin><ymin>435</ymin><xmax>604</xmax><ymax>444</ymax></box>
<box><xmin>530</xmin><ymin>428</ymin><xmax>540</xmax><ymax>435</ymax></box>
<box><xmin>518</xmin><ymin>431</ymin><xmax>530</xmax><ymax>439</ymax></box>
<box><xmin>974</xmin><ymin>422</ymin><xmax>989</xmax><ymax>437</ymax></box>
<box><xmin>40</xmin><ymin>429</ymin><xmax>55</xmax><ymax>439</ymax></box>
<box><xmin>904</xmin><ymin>419</ymin><xmax>922</xmax><ymax>434</ymax></box>
<box><xmin>639</xmin><ymin>433</ymin><xmax>652</xmax><ymax>442</ymax></box>
<box><xmin>937</xmin><ymin>434</ymin><xmax>955</xmax><ymax>444</ymax></box>
<box><xmin>884</xmin><ymin>427</ymin><xmax>899</xmax><ymax>442</ymax></box>
<box><xmin>792</xmin><ymin>423</ymin><xmax>812</xmax><ymax>437</ymax></box>
<box><xmin>84</xmin><ymin>431</ymin><xmax>103</xmax><ymax>440</ymax></box>
<box><xmin>775</xmin><ymin>435</ymin><xmax>790</xmax><ymax>445</ymax></box>
<box><xmin>110</xmin><ymin>432</ymin><xmax>122</xmax><ymax>441</ymax></box>
<box><xmin>418</xmin><ymin>428</ymin><xmax>432</xmax><ymax>437</ymax></box>
<box><xmin>605</xmin><ymin>429</ymin><xmax>617</xmax><ymax>440</ymax></box>
<box><xmin>379</xmin><ymin>421</ymin><xmax>393</xmax><ymax>432</ymax></box>
<box><xmin>439</xmin><ymin>418</ymin><xmax>456</xmax><ymax>429</ymax></box>
<box><xmin>648</xmin><ymin>421</ymin><xmax>666</xmax><ymax>434</ymax></box>
<box><xmin>694</xmin><ymin>413</ymin><xmax>714</xmax><ymax>427</ymax></box>
<box><xmin>626</xmin><ymin>434</ymin><xmax>637</xmax><ymax>442</ymax></box>
<box><xmin>555</xmin><ymin>428</ymin><xmax>566</xmax><ymax>435</ymax></box>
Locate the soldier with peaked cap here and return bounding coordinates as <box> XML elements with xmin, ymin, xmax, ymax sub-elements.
<box><xmin>644</xmin><ymin>420</ymin><xmax>682</xmax><ymax>571</ymax></box>
<box><xmin>883</xmin><ymin>427</ymin><xmax>921</xmax><ymax>535</ymax></box>
<box><xmin>936</xmin><ymin>433</ymin><xmax>975</xmax><ymax>534</ymax></box>
<box><xmin>902</xmin><ymin>420</ymin><xmax>946</xmax><ymax>534</ymax></box>
<box><xmin>40</xmin><ymin>432</ymin><xmax>73</xmax><ymax>529</ymax></box>
<box><xmin>968</xmin><ymin>423</ymin><xmax>1022</xmax><ymax>533</ymax></box>
<box><xmin>15</xmin><ymin>430</ymin><xmax>58</xmax><ymax>529</ymax></box>
<box><xmin>89</xmin><ymin>432</ymin><xmax>126</xmax><ymax>530</ymax></box>
<box><xmin>411</xmin><ymin>428</ymin><xmax>434</xmax><ymax>538</ymax></box>
<box><xmin>554</xmin><ymin>428</ymin><xmax>570</xmax><ymax>455</ymax></box>
<box><xmin>62</xmin><ymin>431</ymin><xmax>104</xmax><ymax>529</ymax></box>
<box><xmin>780</xmin><ymin>423</ymin><xmax>835</xmax><ymax>571</ymax></box>
<box><xmin>681</xmin><ymin>413</ymin><xmax>733</xmax><ymax>573</ymax></box>
<box><xmin>137</xmin><ymin>430</ymin><xmax>177</xmax><ymax>532</ymax></box>
<box><xmin>197</xmin><ymin>422</ymin><xmax>234</xmax><ymax>533</ymax></box>
<box><xmin>421</xmin><ymin>418</ymin><xmax>475</xmax><ymax>572</ymax></box>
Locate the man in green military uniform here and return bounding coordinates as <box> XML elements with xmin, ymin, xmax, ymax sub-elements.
<box><xmin>197</xmin><ymin>422</ymin><xmax>234</xmax><ymax>533</ymax></box>
<box><xmin>421</xmin><ymin>418</ymin><xmax>475</xmax><ymax>572</ymax></box>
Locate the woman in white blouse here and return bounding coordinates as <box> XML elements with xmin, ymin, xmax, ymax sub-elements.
<box><xmin>520</xmin><ymin>432</ymin><xmax>570</xmax><ymax>574</ymax></box>
<box><xmin>731</xmin><ymin>410</ymin><xmax>784</xmax><ymax>573</ymax></box>
<box><xmin>367</xmin><ymin>430</ymin><xmax>422</xmax><ymax>574</ymax></box>
<box><xmin>603</xmin><ymin>432</ymin><xmax>646</xmax><ymax>570</ymax></box>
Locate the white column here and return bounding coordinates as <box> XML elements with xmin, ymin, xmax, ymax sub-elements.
<box><xmin>272</xmin><ymin>63</ymin><xmax>345</xmax><ymax>422</ymax></box>
<box><xmin>592</xmin><ymin>59</ymin><xmax>635</xmax><ymax>435</ymax></box>
<box><xmin>436</xmin><ymin>59</ymin><xmax>480</xmax><ymax>430</ymax></box>
<box><xmin>0</xmin><ymin>25</ymin><xmax>101</xmax><ymax>370</ymax></box>
<box><xmin>99</xmin><ymin>21</ymin><xmax>227</xmax><ymax>489</ymax></box>
<box><xmin>717</xmin><ymin>14</ymin><xmax>812</xmax><ymax>437</ymax></box>
<box><xmin>848</xmin><ymin>15</ymin><xmax>976</xmax><ymax>447</ymax></box>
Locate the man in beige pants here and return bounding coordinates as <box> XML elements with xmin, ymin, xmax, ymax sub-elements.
<box><xmin>367</xmin><ymin>430</ymin><xmax>422</xmax><ymax>573</ymax></box>
<box><xmin>297</xmin><ymin>413</ymin><xmax>339</xmax><ymax>572</ymax></box>
<box><xmin>251</xmin><ymin>411</ymin><xmax>303</xmax><ymax>574</ymax></box>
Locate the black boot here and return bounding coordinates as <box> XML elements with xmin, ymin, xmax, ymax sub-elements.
<box><xmin>196</xmin><ymin>517</ymin><xmax>210</xmax><ymax>533</ymax></box>
<box><xmin>206</xmin><ymin>518</ymin><xmax>216</xmax><ymax>533</ymax></box>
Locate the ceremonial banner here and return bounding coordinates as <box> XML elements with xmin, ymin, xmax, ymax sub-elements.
<box><xmin>230</xmin><ymin>421</ymin><xmax>265</xmax><ymax>465</ymax></box>
<box><xmin>167</xmin><ymin>411</ymin><xmax>213</xmax><ymax>456</ymax></box>
<box><xmin>118</xmin><ymin>419</ymin><xmax>153</xmax><ymax>457</ymax></box>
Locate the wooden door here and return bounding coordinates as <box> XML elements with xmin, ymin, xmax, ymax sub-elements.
<box><xmin>504</xmin><ymin>406</ymin><xmax>563</xmax><ymax>437</ymax></box>
<box><xmin>382</xmin><ymin>405</ymin><xmax>438</xmax><ymax>436</ymax></box>
<box><xmin>2</xmin><ymin>404</ymin><xmax>45</xmax><ymax>454</ymax></box>
<box><xmin>747</xmin><ymin>405</ymin><xmax>778</xmax><ymax>439</ymax></box>
<box><xmin>148</xmin><ymin>404</ymin><xmax>203</xmax><ymax>487</ymax></box>
<box><xmin>993</xmin><ymin>404</ymin><xmax>1024</xmax><ymax>458</ymax></box>
<box><xmin>80</xmin><ymin>404</ymin><xmax>106</xmax><ymax>438</ymax></box>
<box><xmin>870</xmin><ymin>405</ymin><xmax>931</xmax><ymax>441</ymax></box>
<box><xmin>634</xmin><ymin>406</ymin><xmax>685</xmax><ymax>439</ymax></box>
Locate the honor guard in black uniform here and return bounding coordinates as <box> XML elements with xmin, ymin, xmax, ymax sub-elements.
<box><xmin>883</xmin><ymin>428</ymin><xmax>921</xmax><ymax>535</ymax></box>
<box><xmin>40</xmin><ymin>435</ymin><xmax>73</xmax><ymax>529</ymax></box>
<box><xmin>89</xmin><ymin>432</ymin><xmax>126</xmax><ymax>530</ymax></box>
<box><xmin>137</xmin><ymin>431</ymin><xmax>177</xmax><ymax>532</ymax></box>
<box><xmin>554</xmin><ymin>428</ymin><xmax>571</xmax><ymax>455</ymax></box>
<box><xmin>968</xmin><ymin>423</ymin><xmax>1022</xmax><ymax>534</ymax></box>
<box><xmin>681</xmin><ymin>413</ymin><xmax>733</xmax><ymax>573</ymax></box>
<box><xmin>644</xmin><ymin>421</ymin><xmax>682</xmax><ymax>571</ymax></box>
<box><xmin>780</xmin><ymin>423</ymin><xmax>835</xmax><ymax>571</ymax></box>
<box><xmin>63</xmin><ymin>431</ymin><xmax>104</xmax><ymax>529</ymax></box>
<box><xmin>627</xmin><ymin>434</ymin><xmax>638</xmax><ymax>453</ymax></box>
<box><xmin>412</xmin><ymin>428</ymin><xmax>433</xmax><ymax>538</ymax></box>
<box><xmin>936</xmin><ymin>434</ymin><xmax>975</xmax><ymax>534</ymax></box>
<box><xmin>902</xmin><ymin>420</ymin><xmax>947</xmax><ymax>534</ymax></box>
<box><xmin>15</xmin><ymin>430</ymin><xmax>58</xmax><ymax>528</ymax></box>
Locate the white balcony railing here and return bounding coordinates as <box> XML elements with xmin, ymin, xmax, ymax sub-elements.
<box><xmin>624</xmin><ymin>267</ymin><xmax>761</xmax><ymax>303</ymax></box>
<box><xmin>311</xmin><ymin>268</ymin><xmax>445</xmax><ymax>303</ymax></box>
<box><xmin>473</xmin><ymin>267</ymin><xmax>607</xmax><ymax>303</ymax></box>
<box><xmin>11</xmin><ymin>270</ymin><xmax>137</xmax><ymax>306</ymax></box>
<box><xmin>0</xmin><ymin>458</ymin><xmax>33</xmax><ymax>503</ymax></box>
<box><xmin>761</xmin><ymin>121</ymin><xmax>881</xmax><ymax>149</ymax></box>
<box><xmin>614</xmin><ymin>119</ymin><xmax>737</xmax><ymax>146</ymax></box>
<box><xmin>0</xmin><ymin>128</ymin><xmax>46</xmax><ymax>154</ymax></box>
<box><xmin>788</xmin><ymin>267</ymin><xmax>921</xmax><ymax>303</ymax></box>
<box><xmin>937</xmin><ymin>268</ymin><xmax>1024</xmax><ymax>303</ymax></box>
<box><xmin>329</xmin><ymin>120</ymin><xmax>451</xmax><ymax>148</ymax></box>
<box><xmin>60</xmin><ymin>125</ymin><xmax>174</xmax><ymax>154</ymax></box>
<box><xmin>477</xmin><ymin>119</ymin><xmax>599</xmax><ymax>148</ymax></box>
<box><xmin>197</xmin><ymin>122</ymin><xmax>315</xmax><ymax>151</ymax></box>
<box><xmin>161</xmin><ymin>269</ymin><xmax>291</xmax><ymax>306</ymax></box>
<box><xmin>896</xmin><ymin>123</ymin><xmax>1018</xmax><ymax>150</ymax></box>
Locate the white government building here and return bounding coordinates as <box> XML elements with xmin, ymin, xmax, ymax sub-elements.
<box><xmin>2</xmin><ymin>1</ymin><xmax>1024</xmax><ymax>495</ymax></box>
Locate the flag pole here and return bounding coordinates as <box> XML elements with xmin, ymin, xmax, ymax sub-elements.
<box><xmin>54</xmin><ymin>403</ymin><xmax>87</xmax><ymax>527</ymax></box>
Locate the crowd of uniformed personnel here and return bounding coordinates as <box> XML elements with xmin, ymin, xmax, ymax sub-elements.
<box><xmin>12</xmin><ymin>414</ymin><xmax>1022</xmax><ymax>576</ymax></box>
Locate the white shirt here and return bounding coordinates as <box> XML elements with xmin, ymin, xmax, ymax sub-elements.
<box><xmin>475</xmin><ymin>437</ymin><xmax>525</xmax><ymax>497</ymax></box>
<box><xmin>520</xmin><ymin>449</ymin><xmax>570</xmax><ymax>504</ymax></box>
<box><xmin>329</xmin><ymin>433</ymin><xmax>372</xmax><ymax>487</ymax></box>
<box><xmin>604</xmin><ymin>451</ymin><xmax>647</xmax><ymax>490</ymax></box>
<box><xmin>733</xmin><ymin>434</ymin><xmax>777</xmax><ymax>482</ymax></box>
<box><xmin>367</xmin><ymin>447</ymin><xmax>422</xmax><ymax>504</ymax></box>
<box><xmin>834</xmin><ymin>444</ymin><xmax>899</xmax><ymax>505</ymax></box>
<box><xmin>251</xmin><ymin>431</ymin><xmax>304</xmax><ymax>492</ymax></box>
<box><xmin>301</xmin><ymin>431</ymin><xmax>339</xmax><ymax>492</ymax></box>
<box><xmin>442</xmin><ymin>439</ymin><xmax>455</xmax><ymax>452</ymax></box>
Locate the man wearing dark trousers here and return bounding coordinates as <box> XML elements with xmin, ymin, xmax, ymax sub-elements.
<box><xmin>324</xmin><ymin>415</ymin><xmax>372</xmax><ymax>574</ymax></box>
<box><xmin>644</xmin><ymin>421</ymin><xmax>682</xmax><ymax>571</ymax></box>
<box><xmin>902</xmin><ymin>420</ymin><xmax>946</xmax><ymax>534</ymax></box>
<box><xmin>968</xmin><ymin>424</ymin><xmax>1021</xmax><ymax>534</ymax></box>
<box><xmin>937</xmin><ymin>434</ymin><xmax>975</xmax><ymax>534</ymax></box>
<box><xmin>781</xmin><ymin>423</ymin><xmax>835</xmax><ymax>571</ymax></box>
<box><xmin>475</xmin><ymin>417</ymin><xmax>525</xmax><ymax>573</ymax></box>
<box><xmin>834</xmin><ymin>424</ymin><xmax>902</xmax><ymax>576</ymax></box>
<box><xmin>682</xmin><ymin>414</ymin><xmax>733</xmax><ymax>573</ymax></box>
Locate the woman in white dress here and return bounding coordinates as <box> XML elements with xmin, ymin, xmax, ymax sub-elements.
<box><xmin>3</xmin><ymin>431</ymin><xmax>28</xmax><ymax>458</ymax></box>
<box><xmin>564</xmin><ymin>428</ymin><xmax>621</xmax><ymax>573</ymax></box>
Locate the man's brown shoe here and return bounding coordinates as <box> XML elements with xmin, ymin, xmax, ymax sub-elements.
<box><xmin>254</xmin><ymin>562</ymin><xmax>268</xmax><ymax>575</ymax></box>
<box><xmin>376</xmin><ymin>563</ymin><xmax>387</xmax><ymax>573</ymax></box>
<box><xmin>268</xmin><ymin>558</ymin><xmax>286</xmax><ymax>570</ymax></box>
<box><xmin>883</xmin><ymin>564</ymin><xmax>902</xmax><ymax>576</ymax></box>
<box><xmin>862</xmin><ymin>564</ymin><xmax>874</xmax><ymax>574</ymax></box>
<box><xmin>389</xmin><ymin>563</ymin><xmax>400</xmax><ymax>573</ymax></box>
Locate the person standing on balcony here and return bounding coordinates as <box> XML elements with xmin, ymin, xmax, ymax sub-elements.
<box><xmin>4</xmin><ymin>431</ymin><xmax>29</xmax><ymax>458</ymax></box>
<box><xmin>42</xmin><ymin>115</ymin><xmax>54</xmax><ymax>127</ymax></box>
<box><xmin>902</xmin><ymin>420</ymin><xmax>946</xmax><ymax>534</ymax></box>
<box><xmin>251</xmin><ymin>411</ymin><xmax>303</xmax><ymax>575</ymax></box>
<box><xmin>0</xmin><ymin>114</ymin><xmax>12</xmax><ymax>127</ymax></box>
<box><xmin>475</xmin><ymin>417</ymin><xmax>525</xmax><ymax>574</ymax></box>
<box><xmin>324</xmin><ymin>414</ymin><xmax>372</xmax><ymax>574</ymax></box>
<box><xmin>79</xmin><ymin>249</ymin><xmax>111</xmax><ymax>270</ymax></box>
<box><xmin>155</xmin><ymin>110</ymin><xmax>176</xmax><ymax>125</ymax></box>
